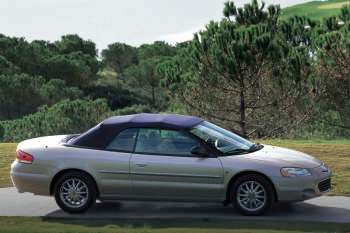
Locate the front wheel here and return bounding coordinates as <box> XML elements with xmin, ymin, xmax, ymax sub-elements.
<box><xmin>54</xmin><ymin>171</ymin><xmax>97</xmax><ymax>214</ymax></box>
<box><xmin>231</xmin><ymin>174</ymin><xmax>275</xmax><ymax>216</ymax></box>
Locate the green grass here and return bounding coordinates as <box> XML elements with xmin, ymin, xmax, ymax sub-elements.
<box><xmin>260</xmin><ymin>139</ymin><xmax>350</xmax><ymax>145</ymax></box>
<box><xmin>1</xmin><ymin>140</ymin><xmax>350</xmax><ymax>194</ymax></box>
<box><xmin>0</xmin><ymin>143</ymin><xmax>16</xmax><ymax>188</ymax></box>
<box><xmin>282</xmin><ymin>0</ymin><xmax>350</xmax><ymax>20</ymax></box>
<box><xmin>0</xmin><ymin>217</ymin><xmax>349</xmax><ymax>233</ymax></box>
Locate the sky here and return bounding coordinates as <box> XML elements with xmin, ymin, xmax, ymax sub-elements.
<box><xmin>0</xmin><ymin>0</ymin><xmax>311</xmax><ymax>51</ymax></box>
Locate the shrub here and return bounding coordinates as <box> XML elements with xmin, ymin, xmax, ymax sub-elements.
<box><xmin>113</xmin><ymin>104</ymin><xmax>152</xmax><ymax>115</ymax></box>
<box><xmin>0</xmin><ymin>99</ymin><xmax>111</xmax><ymax>142</ymax></box>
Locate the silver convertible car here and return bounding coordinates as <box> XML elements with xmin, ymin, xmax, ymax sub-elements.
<box><xmin>11</xmin><ymin>114</ymin><xmax>331</xmax><ymax>215</ymax></box>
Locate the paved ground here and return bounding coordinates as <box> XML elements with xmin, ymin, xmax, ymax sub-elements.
<box><xmin>1</xmin><ymin>187</ymin><xmax>350</xmax><ymax>223</ymax></box>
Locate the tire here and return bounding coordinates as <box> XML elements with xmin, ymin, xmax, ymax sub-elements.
<box><xmin>54</xmin><ymin>171</ymin><xmax>97</xmax><ymax>214</ymax></box>
<box><xmin>230</xmin><ymin>174</ymin><xmax>275</xmax><ymax>216</ymax></box>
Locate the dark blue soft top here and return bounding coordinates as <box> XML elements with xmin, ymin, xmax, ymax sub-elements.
<box><xmin>70</xmin><ymin>113</ymin><xmax>203</xmax><ymax>149</ymax></box>
<box><xmin>102</xmin><ymin>113</ymin><xmax>203</xmax><ymax>128</ymax></box>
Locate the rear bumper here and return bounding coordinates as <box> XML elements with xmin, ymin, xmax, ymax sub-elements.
<box><xmin>10</xmin><ymin>161</ymin><xmax>51</xmax><ymax>196</ymax></box>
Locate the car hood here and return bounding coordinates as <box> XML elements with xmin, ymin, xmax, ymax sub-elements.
<box><xmin>242</xmin><ymin>145</ymin><xmax>322</xmax><ymax>169</ymax></box>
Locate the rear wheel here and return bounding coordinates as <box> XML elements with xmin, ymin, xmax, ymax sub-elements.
<box><xmin>54</xmin><ymin>171</ymin><xmax>97</xmax><ymax>214</ymax></box>
<box><xmin>231</xmin><ymin>174</ymin><xmax>274</xmax><ymax>216</ymax></box>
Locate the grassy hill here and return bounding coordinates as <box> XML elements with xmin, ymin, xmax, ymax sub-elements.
<box><xmin>282</xmin><ymin>0</ymin><xmax>350</xmax><ymax>20</ymax></box>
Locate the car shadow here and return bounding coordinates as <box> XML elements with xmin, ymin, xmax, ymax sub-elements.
<box><xmin>44</xmin><ymin>201</ymin><xmax>350</xmax><ymax>223</ymax></box>
<box><xmin>42</xmin><ymin>201</ymin><xmax>350</xmax><ymax>232</ymax></box>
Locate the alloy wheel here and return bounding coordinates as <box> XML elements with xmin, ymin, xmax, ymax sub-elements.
<box><xmin>236</xmin><ymin>180</ymin><xmax>266</xmax><ymax>212</ymax></box>
<box><xmin>59</xmin><ymin>178</ymin><xmax>89</xmax><ymax>209</ymax></box>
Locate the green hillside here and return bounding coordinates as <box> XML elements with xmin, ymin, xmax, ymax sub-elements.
<box><xmin>282</xmin><ymin>0</ymin><xmax>350</xmax><ymax>20</ymax></box>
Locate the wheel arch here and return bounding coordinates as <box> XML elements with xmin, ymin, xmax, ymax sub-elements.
<box><xmin>50</xmin><ymin>168</ymin><xmax>100</xmax><ymax>198</ymax></box>
<box><xmin>225</xmin><ymin>171</ymin><xmax>278</xmax><ymax>202</ymax></box>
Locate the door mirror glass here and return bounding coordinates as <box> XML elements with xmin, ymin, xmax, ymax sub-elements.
<box><xmin>191</xmin><ymin>145</ymin><xmax>209</xmax><ymax>157</ymax></box>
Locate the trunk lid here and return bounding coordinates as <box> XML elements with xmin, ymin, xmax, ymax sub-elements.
<box><xmin>17</xmin><ymin>135</ymin><xmax>70</xmax><ymax>150</ymax></box>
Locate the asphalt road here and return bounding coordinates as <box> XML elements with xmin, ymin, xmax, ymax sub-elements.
<box><xmin>1</xmin><ymin>187</ymin><xmax>350</xmax><ymax>223</ymax></box>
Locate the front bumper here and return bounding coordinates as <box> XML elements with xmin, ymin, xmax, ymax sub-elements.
<box><xmin>273</xmin><ymin>166</ymin><xmax>332</xmax><ymax>202</ymax></box>
<box><xmin>10</xmin><ymin>161</ymin><xmax>51</xmax><ymax>196</ymax></box>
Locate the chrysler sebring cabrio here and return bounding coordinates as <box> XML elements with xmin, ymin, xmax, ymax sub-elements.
<box><xmin>11</xmin><ymin>113</ymin><xmax>331</xmax><ymax>215</ymax></box>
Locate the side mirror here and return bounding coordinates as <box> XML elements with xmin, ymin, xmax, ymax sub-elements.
<box><xmin>191</xmin><ymin>145</ymin><xmax>209</xmax><ymax>157</ymax></box>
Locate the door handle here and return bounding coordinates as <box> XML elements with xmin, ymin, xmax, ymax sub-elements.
<box><xmin>135</xmin><ymin>163</ymin><xmax>148</xmax><ymax>168</ymax></box>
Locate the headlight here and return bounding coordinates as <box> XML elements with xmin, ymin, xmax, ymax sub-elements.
<box><xmin>280</xmin><ymin>168</ymin><xmax>311</xmax><ymax>177</ymax></box>
<box><xmin>320</xmin><ymin>163</ymin><xmax>329</xmax><ymax>173</ymax></box>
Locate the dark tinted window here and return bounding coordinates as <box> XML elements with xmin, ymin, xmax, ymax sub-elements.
<box><xmin>106</xmin><ymin>128</ymin><xmax>138</xmax><ymax>152</ymax></box>
<box><xmin>135</xmin><ymin>128</ymin><xmax>198</xmax><ymax>156</ymax></box>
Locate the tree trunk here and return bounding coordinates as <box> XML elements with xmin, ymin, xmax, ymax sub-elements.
<box><xmin>151</xmin><ymin>85</ymin><xmax>155</xmax><ymax>108</ymax></box>
<box><xmin>239</xmin><ymin>79</ymin><xmax>247</xmax><ymax>138</ymax></box>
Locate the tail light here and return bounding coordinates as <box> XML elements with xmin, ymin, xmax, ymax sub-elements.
<box><xmin>16</xmin><ymin>150</ymin><xmax>34</xmax><ymax>164</ymax></box>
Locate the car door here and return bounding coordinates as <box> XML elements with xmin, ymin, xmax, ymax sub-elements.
<box><xmin>130</xmin><ymin>128</ymin><xmax>224</xmax><ymax>200</ymax></box>
<box><xmin>93</xmin><ymin>128</ymin><xmax>137</xmax><ymax>198</ymax></box>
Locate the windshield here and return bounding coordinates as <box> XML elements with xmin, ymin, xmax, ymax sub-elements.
<box><xmin>190</xmin><ymin>121</ymin><xmax>258</xmax><ymax>154</ymax></box>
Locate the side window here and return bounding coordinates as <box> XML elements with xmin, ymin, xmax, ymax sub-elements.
<box><xmin>135</xmin><ymin>128</ymin><xmax>199</xmax><ymax>156</ymax></box>
<box><xmin>106</xmin><ymin>128</ymin><xmax>138</xmax><ymax>152</ymax></box>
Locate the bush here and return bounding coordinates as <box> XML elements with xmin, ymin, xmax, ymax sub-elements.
<box><xmin>0</xmin><ymin>124</ymin><xmax>4</xmax><ymax>141</ymax></box>
<box><xmin>113</xmin><ymin>104</ymin><xmax>152</xmax><ymax>115</ymax></box>
<box><xmin>0</xmin><ymin>99</ymin><xmax>111</xmax><ymax>142</ymax></box>
<box><xmin>291</xmin><ymin>110</ymin><xmax>350</xmax><ymax>139</ymax></box>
